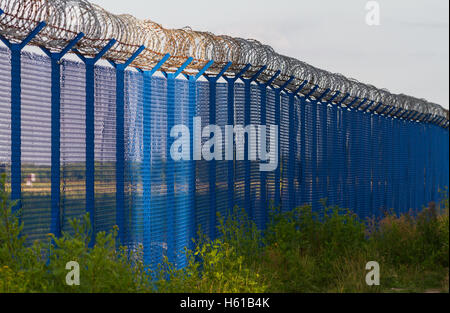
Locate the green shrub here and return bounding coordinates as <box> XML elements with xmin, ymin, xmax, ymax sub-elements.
<box><xmin>0</xmin><ymin>173</ymin><xmax>150</xmax><ymax>293</ymax></box>
<box><xmin>46</xmin><ymin>215</ymin><xmax>150</xmax><ymax>293</ymax></box>
<box><xmin>155</xmin><ymin>208</ymin><xmax>267</xmax><ymax>293</ymax></box>
<box><xmin>262</xmin><ymin>204</ymin><xmax>368</xmax><ymax>292</ymax></box>
<box><xmin>370</xmin><ymin>198</ymin><xmax>449</xmax><ymax>268</ymax></box>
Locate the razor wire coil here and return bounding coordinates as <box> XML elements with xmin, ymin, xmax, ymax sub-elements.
<box><xmin>0</xmin><ymin>0</ymin><xmax>448</xmax><ymax>124</ymax></box>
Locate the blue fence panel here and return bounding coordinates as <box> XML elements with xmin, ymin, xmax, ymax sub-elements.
<box><xmin>233</xmin><ymin>82</ymin><xmax>246</xmax><ymax>211</ymax></box>
<box><xmin>94</xmin><ymin>66</ymin><xmax>116</xmax><ymax>234</ymax></box>
<box><xmin>250</xmin><ymin>84</ymin><xmax>262</xmax><ymax>226</ymax></box>
<box><xmin>195</xmin><ymin>80</ymin><xmax>211</xmax><ymax>235</ymax></box>
<box><xmin>266</xmin><ymin>88</ymin><xmax>277</xmax><ymax>210</ymax></box>
<box><xmin>359</xmin><ymin>110</ymin><xmax>370</xmax><ymax>219</ymax></box>
<box><xmin>0</xmin><ymin>47</ymin><xmax>11</xmax><ymax>185</ymax></box>
<box><xmin>215</xmin><ymin>81</ymin><xmax>229</xmax><ymax>230</ymax></box>
<box><xmin>172</xmin><ymin>78</ymin><xmax>192</xmax><ymax>267</ymax></box>
<box><xmin>124</xmin><ymin>70</ymin><xmax>144</xmax><ymax>247</ymax></box>
<box><xmin>20</xmin><ymin>52</ymin><xmax>52</xmax><ymax>243</ymax></box>
<box><xmin>317</xmin><ymin>99</ymin><xmax>327</xmax><ymax>215</ymax></box>
<box><xmin>293</xmin><ymin>96</ymin><xmax>302</xmax><ymax>208</ymax></box>
<box><xmin>280</xmin><ymin>92</ymin><xmax>290</xmax><ymax>212</ymax></box>
<box><xmin>146</xmin><ymin>76</ymin><xmax>168</xmax><ymax>267</ymax></box>
<box><xmin>347</xmin><ymin>108</ymin><xmax>358</xmax><ymax>214</ymax></box>
<box><xmin>60</xmin><ymin>59</ymin><xmax>87</xmax><ymax>233</ymax></box>
<box><xmin>303</xmin><ymin>97</ymin><xmax>314</xmax><ymax>209</ymax></box>
<box><xmin>327</xmin><ymin>103</ymin><xmax>338</xmax><ymax>208</ymax></box>
<box><xmin>335</xmin><ymin>105</ymin><xmax>345</xmax><ymax>210</ymax></box>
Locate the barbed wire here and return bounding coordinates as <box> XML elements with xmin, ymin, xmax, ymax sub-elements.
<box><xmin>0</xmin><ymin>0</ymin><xmax>447</xmax><ymax>122</ymax></box>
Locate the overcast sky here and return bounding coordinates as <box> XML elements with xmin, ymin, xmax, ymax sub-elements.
<box><xmin>92</xmin><ymin>0</ymin><xmax>449</xmax><ymax>109</ymax></box>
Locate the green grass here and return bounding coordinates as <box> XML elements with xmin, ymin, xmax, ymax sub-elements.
<box><xmin>0</xmin><ymin>172</ymin><xmax>448</xmax><ymax>293</ymax></box>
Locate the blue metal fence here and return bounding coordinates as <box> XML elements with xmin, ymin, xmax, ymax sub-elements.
<box><xmin>0</xmin><ymin>43</ymin><xmax>449</xmax><ymax>270</ymax></box>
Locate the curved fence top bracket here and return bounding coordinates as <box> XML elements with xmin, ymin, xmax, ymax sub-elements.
<box><xmin>327</xmin><ymin>91</ymin><xmax>341</xmax><ymax>104</ymax></box>
<box><xmin>73</xmin><ymin>38</ymin><xmax>117</xmax><ymax>65</ymax></box>
<box><xmin>292</xmin><ymin>80</ymin><xmax>309</xmax><ymax>97</ymax></box>
<box><xmin>316</xmin><ymin>88</ymin><xmax>331</xmax><ymax>103</ymax></box>
<box><xmin>244</xmin><ymin>65</ymin><xmax>267</xmax><ymax>83</ymax></box>
<box><xmin>40</xmin><ymin>32</ymin><xmax>84</xmax><ymax>61</ymax></box>
<box><xmin>224</xmin><ymin>64</ymin><xmax>251</xmax><ymax>83</ymax></box>
<box><xmin>138</xmin><ymin>53</ymin><xmax>171</xmax><ymax>76</ymax></box>
<box><xmin>337</xmin><ymin>93</ymin><xmax>350</xmax><ymax>107</ymax></box>
<box><xmin>163</xmin><ymin>57</ymin><xmax>194</xmax><ymax>79</ymax></box>
<box><xmin>277</xmin><ymin>76</ymin><xmax>296</xmax><ymax>93</ymax></box>
<box><xmin>0</xmin><ymin>20</ymin><xmax>46</xmax><ymax>51</ymax></box>
<box><xmin>108</xmin><ymin>45</ymin><xmax>145</xmax><ymax>70</ymax></box>
<box><xmin>204</xmin><ymin>61</ymin><xmax>231</xmax><ymax>82</ymax></box>
<box><xmin>305</xmin><ymin>85</ymin><xmax>319</xmax><ymax>101</ymax></box>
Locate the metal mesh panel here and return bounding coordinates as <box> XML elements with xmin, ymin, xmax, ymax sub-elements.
<box><xmin>265</xmin><ymin>88</ymin><xmax>276</xmax><ymax>206</ymax></box>
<box><xmin>280</xmin><ymin>93</ymin><xmax>290</xmax><ymax>212</ymax></box>
<box><xmin>398</xmin><ymin>119</ymin><xmax>408</xmax><ymax>213</ymax></box>
<box><xmin>327</xmin><ymin>103</ymin><xmax>338</xmax><ymax>208</ymax></box>
<box><xmin>250</xmin><ymin>84</ymin><xmax>262</xmax><ymax>225</ymax></box>
<box><xmin>335</xmin><ymin>106</ymin><xmax>345</xmax><ymax>209</ymax></box>
<box><xmin>233</xmin><ymin>82</ymin><xmax>245</xmax><ymax>211</ymax></box>
<box><xmin>293</xmin><ymin>96</ymin><xmax>302</xmax><ymax>208</ymax></box>
<box><xmin>195</xmin><ymin>80</ymin><xmax>210</xmax><ymax>236</ymax></box>
<box><xmin>316</xmin><ymin>99</ymin><xmax>327</xmax><ymax>215</ymax></box>
<box><xmin>359</xmin><ymin>111</ymin><xmax>371</xmax><ymax>219</ymax></box>
<box><xmin>371</xmin><ymin>114</ymin><xmax>383</xmax><ymax>217</ymax></box>
<box><xmin>303</xmin><ymin>97</ymin><xmax>314</xmax><ymax>209</ymax></box>
<box><xmin>215</xmin><ymin>81</ymin><xmax>229</xmax><ymax>227</ymax></box>
<box><xmin>0</xmin><ymin>47</ymin><xmax>11</xmax><ymax>192</ymax></box>
<box><xmin>145</xmin><ymin>76</ymin><xmax>168</xmax><ymax>267</ymax></box>
<box><xmin>385</xmin><ymin>117</ymin><xmax>394</xmax><ymax>211</ymax></box>
<box><xmin>60</xmin><ymin>59</ymin><xmax>86</xmax><ymax>232</ymax></box>
<box><xmin>172</xmin><ymin>78</ymin><xmax>192</xmax><ymax>267</ymax></box>
<box><xmin>124</xmin><ymin>70</ymin><xmax>143</xmax><ymax>246</ymax></box>
<box><xmin>94</xmin><ymin>66</ymin><xmax>116</xmax><ymax>234</ymax></box>
<box><xmin>20</xmin><ymin>51</ymin><xmax>51</xmax><ymax>242</ymax></box>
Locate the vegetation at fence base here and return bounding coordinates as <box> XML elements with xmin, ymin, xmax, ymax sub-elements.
<box><xmin>1</xmin><ymin>173</ymin><xmax>448</xmax><ymax>293</ymax></box>
<box><xmin>0</xmin><ymin>174</ymin><xmax>150</xmax><ymax>293</ymax></box>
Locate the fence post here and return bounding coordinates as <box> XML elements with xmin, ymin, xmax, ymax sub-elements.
<box><xmin>162</xmin><ymin>57</ymin><xmax>193</xmax><ymax>265</ymax></box>
<box><xmin>204</xmin><ymin>62</ymin><xmax>232</xmax><ymax>240</ymax></box>
<box><xmin>73</xmin><ymin>39</ymin><xmax>117</xmax><ymax>246</ymax></box>
<box><xmin>40</xmin><ymin>33</ymin><xmax>85</xmax><ymax>237</ymax></box>
<box><xmin>240</xmin><ymin>66</ymin><xmax>267</xmax><ymax>221</ymax></box>
<box><xmin>224</xmin><ymin>65</ymin><xmax>251</xmax><ymax>213</ymax></box>
<box><xmin>107</xmin><ymin>45</ymin><xmax>145</xmax><ymax>245</ymax></box>
<box><xmin>0</xmin><ymin>20</ymin><xmax>46</xmax><ymax>215</ymax></box>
